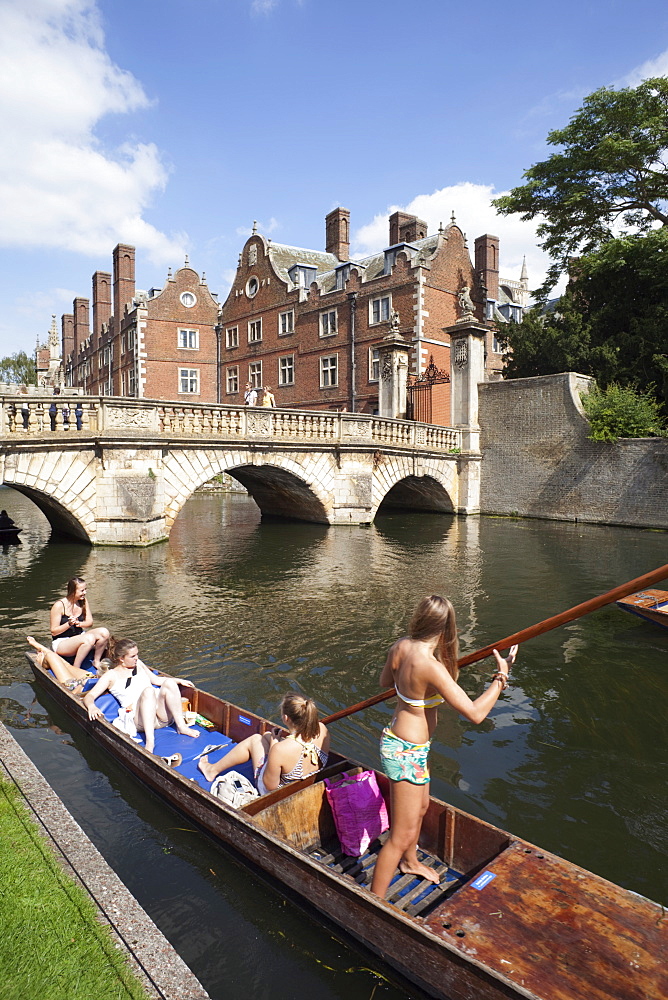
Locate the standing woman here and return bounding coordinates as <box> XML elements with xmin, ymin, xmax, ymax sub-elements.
<box><xmin>49</xmin><ymin>577</ymin><xmax>110</xmax><ymax>672</ymax></box>
<box><xmin>371</xmin><ymin>595</ymin><xmax>517</xmax><ymax>899</ymax></box>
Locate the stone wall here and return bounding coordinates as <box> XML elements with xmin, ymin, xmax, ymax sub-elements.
<box><xmin>479</xmin><ymin>373</ymin><xmax>668</xmax><ymax>530</ymax></box>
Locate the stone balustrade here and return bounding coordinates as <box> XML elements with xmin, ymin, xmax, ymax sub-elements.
<box><xmin>0</xmin><ymin>395</ymin><xmax>461</xmax><ymax>453</ymax></box>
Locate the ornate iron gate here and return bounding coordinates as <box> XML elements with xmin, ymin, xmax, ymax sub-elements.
<box><xmin>407</xmin><ymin>355</ymin><xmax>450</xmax><ymax>423</ymax></box>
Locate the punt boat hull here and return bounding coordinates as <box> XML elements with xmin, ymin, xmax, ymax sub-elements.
<box><xmin>616</xmin><ymin>589</ymin><xmax>668</xmax><ymax>628</ymax></box>
<box><xmin>28</xmin><ymin>653</ymin><xmax>667</xmax><ymax>1000</ymax></box>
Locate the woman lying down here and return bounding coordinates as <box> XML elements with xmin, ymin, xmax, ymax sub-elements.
<box><xmin>27</xmin><ymin>635</ymin><xmax>199</xmax><ymax>757</ymax></box>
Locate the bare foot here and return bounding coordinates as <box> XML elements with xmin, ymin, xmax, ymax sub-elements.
<box><xmin>176</xmin><ymin>725</ymin><xmax>199</xmax><ymax>739</ymax></box>
<box><xmin>26</xmin><ymin>636</ymin><xmax>47</xmax><ymax>654</ymax></box>
<box><xmin>197</xmin><ymin>756</ymin><xmax>219</xmax><ymax>782</ymax></box>
<box><xmin>399</xmin><ymin>860</ymin><xmax>441</xmax><ymax>884</ymax></box>
<box><xmin>35</xmin><ymin>650</ymin><xmax>45</xmax><ymax>667</ymax></box>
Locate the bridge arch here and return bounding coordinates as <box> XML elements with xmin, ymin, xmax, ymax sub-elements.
<box><xmin>372</xmin><ymin>456</ymin><xmax>456</xmax><ymax>517</ymax></box>
<box><xmin>163</xmin><ymin>449</ymin><xmax>334</xmax><ymax>527</ymax></box>
<box><xmin>2</xmin><ymin>483</ymin><xmax>93</xmax><ymax>542</ymax></box>
<box><xmin>1</xmin><ymin>449</ymin><xmax>98</xmax><ymax>542</ymax></box>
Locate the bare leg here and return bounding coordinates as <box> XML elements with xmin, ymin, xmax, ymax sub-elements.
<box><xmin>26</xmin><ymin>637</ymin><xmax>90</xmax><ymax>684</ymax></box>
<box><xmin>370</xmin><ymin>779</ymin><xmax>439</xmax><ymax>899</ymax></box>
<box><xmin>72</xmin><ymin>628</ymin><xmax>109</xmax><ymax>671</ymax></box>
<box><xmin>134</xmin><ymin>686</ymin><xmax>159</xmax><ymax>754</ymax></box>
<box><xmin>155</xmin><ymin>679</ymin><xmax>199</xmax><ymax>738</ymax></box>
<box><xmin>198</xmin><ymin>731</ymin><xmax>272</xmax><ymax>783</ymax></box>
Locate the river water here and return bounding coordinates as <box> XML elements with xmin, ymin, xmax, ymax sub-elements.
<box><xmin>1</xmin><ymin>486</ymin><xmax>666</xmax><ymax>1000</ymax></box>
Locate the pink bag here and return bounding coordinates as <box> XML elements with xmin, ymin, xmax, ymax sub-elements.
<box><xmin>325</xmin><ymin>770</ymin><xmax>389</xmax><ymax>857</ymax></box>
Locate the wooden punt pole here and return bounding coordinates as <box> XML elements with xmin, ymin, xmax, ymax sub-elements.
<box><xmin>322</xmin><ymin>563</ymin><xmax>668</xmax><ymax>725</ymax></box>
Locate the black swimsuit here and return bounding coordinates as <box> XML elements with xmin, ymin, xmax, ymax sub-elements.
<box><xmin>58</xmin><ymin>602</ymin><xmax>85</xmax><ymax>638</ymax></box>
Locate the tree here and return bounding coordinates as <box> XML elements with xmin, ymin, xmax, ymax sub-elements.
<box><xmin>0</xmin><ymin>351</ymin><xmax>36</xmax><ymax>385</ymax></box>
<box><xmin>581</xmin><ymin>383</ymin><xmax>665</xmax><ymax>441</ymax></box>
<box><xmin>493</xmin><ymin>78</ymin><xmax>668</xmax><ymax>298</ymax></box>
<box><xmin>497</xmin><ymin>229</ymin><xmax>668</xmax><ymax>407</ymax></box>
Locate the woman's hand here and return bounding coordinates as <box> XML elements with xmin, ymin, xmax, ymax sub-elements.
<box><xmin>492</xmin><ymin>644</ymin><xmax>518</xmax><ymax>677</ymax></box>
<box><xmin>85</xmin><ymin>701</ymin><xmax>103</xmax><ymax>722</ymax></box>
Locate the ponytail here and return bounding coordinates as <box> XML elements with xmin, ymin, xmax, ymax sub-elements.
<box><xmin>107</xmin><ymin>636</ymin><xmax>137</xmax><ymax>667</ymax></box>
<box><xmin>280</xmin><ymin>692</ymin><xmax>320</xmax><ymax>741</ymax></box>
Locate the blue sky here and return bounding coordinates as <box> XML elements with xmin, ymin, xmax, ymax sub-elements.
<box><xmin>1</xmin><ymin>0</ymin><xmax>667</xmax><ymax>358</ymax></box>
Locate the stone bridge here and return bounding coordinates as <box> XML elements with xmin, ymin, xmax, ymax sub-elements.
<box><xmin>0</xmin><ymin>395</ymin><xmax>479</xmax><ymax>545</ymax></box>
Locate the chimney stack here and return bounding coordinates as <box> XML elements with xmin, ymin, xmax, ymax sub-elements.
<box><xmin>92</xmin><ymin>270</ymin><xmax>112</xmax><ymax>340</ymax></box>
<box><xmin>72</xmin><ymin>297</ymin><xmax>90</xmax><ymax>359</ymax></box>
<box><xmin>389</xmin><ymin>211</ymin><xmax>428</xmax><ymax>246</ymax></box>
<box><xmin>113</xmin><ymin>244</ymin><xmax>136</xmax><ymax>325</ymax></box>
<box><xmin>474</xmin><ymin>234</ymin><xmax>499</xmax><ymax>302</ymax></box>
<box><xmin>325</xmin><ymin>207</ymin><xmax>350</xmax><ymax>261</ymax></box>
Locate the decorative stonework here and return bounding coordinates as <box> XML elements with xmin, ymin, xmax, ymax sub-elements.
<box><xmin>454</xmin><ymin>341</ymin><xmax>468</xmax><ymax>369</ymax></box>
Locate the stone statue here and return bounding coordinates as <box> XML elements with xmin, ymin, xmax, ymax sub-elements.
<box><xmin>457</xmin><ymin>284</ymin><xmax>475</xmax><ymax>317</ymax></box>
<box><xmin>390</xmin><ymin>309</ymin><xmax>400</xmax><ymax>331</ymax></box>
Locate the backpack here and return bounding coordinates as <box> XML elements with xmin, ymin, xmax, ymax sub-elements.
<box><xmin>210</xmin><ymin>770</ymin><xmax>259</xmax><ymax>808</ymax></box>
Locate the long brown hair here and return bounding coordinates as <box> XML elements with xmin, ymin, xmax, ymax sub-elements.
<box><xmin>408</xmin><ymin>595</ymin><xmax>460</xmax><ymax>681</ymax></box>
<box><xmin>107</xmin><ymin>637</ymin><xmax>138</xmax><ymax>667</ymax></box>
<box><xmin>280</xmin><ymin>692</ymin><xmax>320</xmax><ymax>742</ymax></box>
<box><xmin>66</xmin><ymin>577</ymin><xmax>86</xmax><ymax>617</ymax></box>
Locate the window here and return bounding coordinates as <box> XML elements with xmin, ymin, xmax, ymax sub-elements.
<box><xmin>178</xmin><ymin>328</ymin><xmax>199</xmax><ymax>349</ymax></box>
<box><xmin>320</xmin><ymin>309</ymin><xmax>337</xmax><ymax>337</ymax></box>
<box><xmin>127</xmin><ymin>328</ymin><xmax>135</xmax><ymax>350</ymax></box>
<box><xmin>248</xmin><ymin>319</ymin><xmax>262</xmax><ymax>343</ymax></box>
<box><xmin>279</xmin><ymin>355</ymin><xmax>294</xmax><ymax>386</ymax></box>
<box><xmin>320</xmin><ymin>354</ymin><xmax>338</xmax><ymax>387</ymax></box>
<box><xmin>335</xmin><ymin>265</ymin><xmax>350</xmax><ymax>290</ymax></box>
<box><xmin>249</xmin><ymin>361</ymin><xmax>262</xmax><ymax>387</ymax></box>
<box><xmin>369</xmin><ymin>347</ymin><xmax>380</xmax><ymax>382</ymax></box>
<box><xmin>279</xmin><ymin>310</ymin><xmax>294</xmax><ymax>336</ymax></box>
<box><xmin>492</xmin><ymin>335</ymin><xmax>502</xmax><ymax>353</ymax></box>
<box><xmin>370</xmin><ymin>295</ymin><xmax>391</xmax><ymax>325</ymax></box>
<box><xmin>226</xmin><ymin>326</ymin><xmax>239</xmax><ymax>349</ymax></box>
<box><xmin>121</xmin><ymin>333</ymin><xmax>126</xmax><ymax>355</ymax></box>
<box><xmin>179</xmin><ymin>368</ymin><xmax>199</xmax><ymax>393</ymax></box>
<box><xmin>180</xmin><ymin>291</ymin><xmax>196</xmax><ymax>308</ymax></box>
<box><xmin>128</xmin><ymin>368</ymin><xmax>136</xmax><ymax>397</ymax></box>
<box><xmin>226</xmin><ymin>366</ymin><xmax>239</xmax><ymax>394</ymax></box>
<box><xmin>246</xmin><ymin>276</ymin><xmax>259</xmax><ymax>298</ymax></box>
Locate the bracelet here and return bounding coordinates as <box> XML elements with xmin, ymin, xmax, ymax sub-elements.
<box><xmin>492</xmin><ymin>672</ymin><xmax>508</xmax><ymax>690</ymax></box>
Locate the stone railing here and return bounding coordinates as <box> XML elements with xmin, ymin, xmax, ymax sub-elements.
<box><xmin>0</xmin><ymin>395</ymin><xmax>461</xmax><ymax>453</ymax></box>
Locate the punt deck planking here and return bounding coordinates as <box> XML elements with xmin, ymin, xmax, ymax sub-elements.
<box><xmin>616</xmin><ymin>589</ymin><xmax>668</xmax><ymax>629</ymax></box>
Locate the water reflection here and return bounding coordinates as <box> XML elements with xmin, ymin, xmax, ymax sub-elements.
<box><xmin>0</xmin><ymin>485</ymin><xmax>667</xmax><ymax>998</ymax></box>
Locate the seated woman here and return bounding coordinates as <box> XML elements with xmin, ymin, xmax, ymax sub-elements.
<box><xmin>49</xmin><ymin>577</ymin><xmax>110</xmax><ymax>673</ymax></box>
<box><xmin>198</xmin><ymin>692</ymin><xmax>329</xmax><ymax>794</ymax></box>
<box><xmin>27</xmin><ymin>636</ymin><xmax>98</xmax><ymax>691</ymax></box>
<box><xmin>81</xmin><ymin>637</ymin><xmax>199</xmax><ymax>756</ymax></box>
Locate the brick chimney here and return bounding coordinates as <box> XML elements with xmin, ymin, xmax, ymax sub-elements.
<box><xmin>389</xmin><ymin>211</ymin><xmax>428</xmax><ymax>246</ymax></box>
<box><xmin>474</xmin><ymin>234</ymin><xmax>499</xmax><ymax>302</ymax></box>
<box><xmin>61</xmin><ymin>314</ymin><xmax>74</xmax><ymax>362</ymax></box>
<box><xmin>113</xmin><ymin>244</ymin><xmax>136</xmax><ymax>324</ymax></box>
<box><xmin>92</xmin><ymin>270</ymin><xmax>112</xmax><ymax>339</ymax></box>
<box><xmin>325</xmin><ymin>207</ymin><xmax>350</xmax><ymax>261</ymax></box>
<box><xmin>73</xmin><ymin>297</ymin><xmax>90</xmax><ymax>358</ymax></box>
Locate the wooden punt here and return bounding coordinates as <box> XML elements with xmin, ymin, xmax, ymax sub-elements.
<box><xmin>28</xmin><ymin>653</ymin><xmax>667</xmax><ymax>1000</ymax></box>
<box><xmin>616</xmin><ymin>589</ymin><xmax>668</xmax><ymax>629</ymax></box>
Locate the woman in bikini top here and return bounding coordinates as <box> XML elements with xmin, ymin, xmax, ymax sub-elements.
<box><xmin>370</xmin><ymin>594</ymin><xmax>518</xmax><ymax>900</ymax></box>
<box><xmin>49</xmin><ymin>577</ymin><xmax>110</xmax><ymax>672</ymax></box>
<box><xmin>198</xmin><ymin>692</ymin><xmax>329</xmax><ymax>794</ymax></box>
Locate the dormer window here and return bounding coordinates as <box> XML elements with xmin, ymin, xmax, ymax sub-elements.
<box><xmin>335</xmin><ymin>264</ymin><xmax>350</xmax><ymax>290</ymax></box>
<box><xmin>288</xmin><ymin>264</ymin><xmax>317</xmax><ymax>289</ymax></box>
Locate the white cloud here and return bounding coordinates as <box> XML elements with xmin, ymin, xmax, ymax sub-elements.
<box><xmin>619</xmin><ymin>48</ymin><xmax>668</xmax><ymax>88</ymax></box>
<box><xmin>352</xmin><ymin>182</ymin><xmax>559</xmax><ymax>297</ymax></box>
<box><xmin>251</xmin><ymin>0</ymin><xmax>279</xmax><ymax>13</ymax></box>
<box><xmin>0</xmin><ymin>0</ymin><xmax>185</xmax><ymax>264</ymax></box>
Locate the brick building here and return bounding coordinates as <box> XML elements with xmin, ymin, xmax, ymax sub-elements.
<box><xmin>219</xmin><ymin>209</ymin><xmax>527</xmax><ymax>424</ymax></box>
<box><xmin>61</xmin><ymin>245</ymin><xmax>220</xmax><ymax>401</ymax></box>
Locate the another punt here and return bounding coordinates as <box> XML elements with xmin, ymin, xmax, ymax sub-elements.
<box><xmin>0</xmin><ymin>526</ymin><xmax>21</xmax><ymax>542</ymax></box>
<box><xmin>28</xmin><ymin>652</ymin><xmax>667</xmax><ymax>1000</ymax></box>
<box><xmin>616</xmin><ymin>589</ymin><xmax>668</xmax><ymax>629</ymax></box>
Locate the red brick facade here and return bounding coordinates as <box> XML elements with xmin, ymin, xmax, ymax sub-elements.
<box><xmin>218</xmin><ymin>210</ymin><xmax>508</xmax><ymax>422</ymax></box>
<box><xmin>63</xmin><ymin>247</ymin><xmax>220</xmax><ymax>401</ymax></box>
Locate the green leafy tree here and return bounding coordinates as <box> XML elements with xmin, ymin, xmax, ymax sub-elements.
<box><xmin>493</xmin><ymin>78</ymin><xmax>668</xmax><ymax>298</ymax></box>
<box><xmin>581</xmin><ymin>383</ymin><xmax>665</xmax><ymax>441</ymax></box>
<box><xmin>0</xmin><ymin>351</ymin><xmax>36</xmax><ymax>385</ymax></box>
<box><xmin>498</xmin><ymin>229</ymin><xmax>668</xmax><ymax>407</ymax></box>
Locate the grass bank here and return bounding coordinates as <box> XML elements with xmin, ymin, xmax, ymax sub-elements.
<box><xmin>0</xmin><ymin>775</ymin><xmax>150</xmax><ymax>1000</ymax></box>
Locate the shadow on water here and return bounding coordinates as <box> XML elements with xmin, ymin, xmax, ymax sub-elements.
<box><xmin>1</xmin><ymin>485</ymin><xmax>667</xmax><ymax>996</ymax></box>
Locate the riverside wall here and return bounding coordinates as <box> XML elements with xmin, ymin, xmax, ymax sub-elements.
<box><xmin>479</xmin><ymin>373</ymin><xmax>668</xmax><ymax>530</ymax></box>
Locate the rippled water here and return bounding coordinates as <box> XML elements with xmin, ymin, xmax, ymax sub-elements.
<box><xmin>1</xmin><ymin>486</ymin><xmax>667</xmax><ymax>999</ymax></box>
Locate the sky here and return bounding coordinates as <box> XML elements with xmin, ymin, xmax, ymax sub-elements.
<box><xmin>1</xmin><ymin>0</ymin><xmax>667</xmax><ymax>358</ymax></box>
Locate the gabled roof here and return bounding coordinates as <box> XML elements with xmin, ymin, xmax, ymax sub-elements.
<box><xmin>267</xmin><ymin>243</ymin><xmax>340</xmax><ymax>283</ymax></box>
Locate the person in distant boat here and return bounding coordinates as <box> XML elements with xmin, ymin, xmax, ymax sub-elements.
<box><xmin>198</xmin><ymin>692</ymin><xmax>329</xmax><ymax>794</ymax></box>
<box><xmin>0</xmin><ymin>510</ymin><xmax>15</xmax><ymax>528</ymax></box>
<box><xmin>49</xmin><ymin>577</ymin><xmax>110</xmax><ymax>672</ymax></box>
<box><xmin>26</xmin><ymin>636</ymin><xmax>97</xmax><ymax>691</ymax></box>
<box><xmin>370</xmin><ymin>595</ymin><xmax>517</xmax><ymax>899</ymax></box>
<box><xmin>82</xmin><ymin>637</ymin><xmax>199</xmax><ymax>755</ymax></box>
<box><xmin>261</xmin><ymin>386</ymin><xmax>276</xmax><ymax>408</ymax></box>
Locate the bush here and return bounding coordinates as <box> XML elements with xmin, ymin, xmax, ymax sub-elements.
<box><xmin>581</xmin><ymin>383</ymin><xmax>665</xmax><ymax>442</ymax></box>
